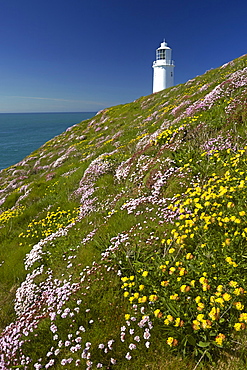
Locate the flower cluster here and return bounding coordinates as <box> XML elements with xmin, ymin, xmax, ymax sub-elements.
<box><xmin>19</xmin><ymin>207</ymin><xmax>79</xmax><ymax>243</ymax></box>
<box><xmin>0</xmin><ymin>206</ymin><xmax>25</xmax><ymax>226</ymax></box>
<box><xmin>120</xmin><ymin>147</ymin><xmax>247</xmax><ymax>356</ymax></box>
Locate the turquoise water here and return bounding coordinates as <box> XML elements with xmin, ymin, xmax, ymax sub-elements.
<box><xmin>0</xmin><ymin>112</ymin><xmax>96</xmax><ymax>170</ymax></box>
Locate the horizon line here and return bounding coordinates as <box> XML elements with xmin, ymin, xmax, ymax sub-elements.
<box><xmin>0</xmin><ymin>111</ymin><xmax>98</xmax><ymax>114</ymax></box>
<box><xmin>3</xmin><ymin>95</ymin><xmax>107</xmax><ymax>105</ymax></box>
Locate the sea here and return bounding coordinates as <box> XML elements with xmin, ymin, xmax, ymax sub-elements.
<box><xmin>0</xmin><ymin>112</ymin><xmax>96</xmax><ymax>171</ymax></box>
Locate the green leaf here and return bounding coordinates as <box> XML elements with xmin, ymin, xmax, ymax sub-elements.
<box><xmin>163</xmin><ymin>301</ymin><xmax>178</xmax><ymax>317</ymax></box>
<box><xmin>187</xmin><ymin>335</ymin><xmax>196</xmax><ymax>346</ymax></box>
<box><xmin>205</xmin><ymin>351</ymin><xmax>213</xmax><ymax>361</ymax></box>
<box><xmin>197</xmin><ymin>341</ymin><xmax>210</xmax><ymax>348</ymax></box>
<box><xmin>209</xmin><ymin>331</ymin><xmax>217</xmax><ymax>337</ymax></box>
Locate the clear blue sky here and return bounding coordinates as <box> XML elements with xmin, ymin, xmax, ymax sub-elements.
<box><xmin>0</xmin><ymin>0</ymin><xmax>246</xmax><ymax>113</ymax></box>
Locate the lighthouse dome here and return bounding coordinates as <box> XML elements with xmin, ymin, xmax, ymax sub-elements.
<box><xmin>155</xmin><ymin>40</ymin><xmax>172</xmax><ymax>62</ymax></box>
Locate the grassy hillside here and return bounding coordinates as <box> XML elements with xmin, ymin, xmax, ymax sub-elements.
<box><xmin>1</xmin><ymin>54</ymin><xmax>247</xmax><ymax>369</ymax></box>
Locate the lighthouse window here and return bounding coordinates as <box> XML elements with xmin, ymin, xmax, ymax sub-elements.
<box><xmin>156</xmin><ymin>49</ymin><xmax>166</xmax><ymax>60</ymax></box>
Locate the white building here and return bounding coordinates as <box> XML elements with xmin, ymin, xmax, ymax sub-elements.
<box><xmin>152</xmin><ymin>40</ymin><xmax>175</xmax><ymax>93</ymax></box>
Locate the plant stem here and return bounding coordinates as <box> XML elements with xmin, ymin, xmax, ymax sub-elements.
<box><xmin>193</xmin><ymin>349</ymin><xmax>207</xmax><ymax>370</ymax></box>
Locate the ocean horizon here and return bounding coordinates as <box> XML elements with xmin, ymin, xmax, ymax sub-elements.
<box><xmin>0</xmin><ymin>112</ymin><xmax>96</xmax><ymax>170</ymax></box>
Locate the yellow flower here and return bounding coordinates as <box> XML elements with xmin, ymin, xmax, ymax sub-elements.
<box><xmin>129</xmin><ymin>275</ymin><xmax>135</xmax><ymax>281</ymax></box>
<box><xmin>222</xmin><ymin>293</ymin><xmax>231</xmax><ymax>301</ymax></box>
<box><xmin>229</xmin><ymin>280</ymin><xmax>238</xmax><ymax>288</ymax></box>
<box><xmin>123</xmin><ymin>291</ymin><xmax>129</xmax><ymax>297</ymax></box>
<box><xmin>202</xmin><ymin>284</ymin><xmax>210</xmax><ymax>291</ymax></box>
<box><xmin>196</xmin><ymin>314</ymin><xmax>205</xmax><ymax>322</ymax></box>
<box><xmin>154</xmin><ymin>309</ymin><xmax>162</xmax><ymax>318</ymax></box>
<box><xmin>195</xmin><ymin>296</ymin><xmax>201</xmax><ymax>304</ymax></box>
<box><xmin>238</xmin><ymin>180</ymin><xmax>245</xmax><ymax>188</ymax></box>
<box><xmin>234</xmin><ymin>322</ymin><xmax>242</xmax><ymax>331</ymax></box>
<box><xmin>125</xmin><ymin>314</ymin><xmax>130</xmax><ymax>320</ymax></box>
<box><xmin>225</xmin><ymin>238</ymin><xmax>231</xmax><ymax>246</ymax></box>
<box><xmin>192</xmin><ymin>320</ymin><xmax>200</xmax><ymax>330</ymax></box>
<box><xmin>197</xmin><ymin>302</ymin><xmax>205</xmax><ymax>311</ymax></box>
<box><xmin>170</xmin><ymin>293</ymin><xmax>179</xmax><ymax>300</ymax></box>
<box><xmin>215</xmin><ymin>333</ymin><xmax>226</xmax><ymax>345</ymax></box>
<box><xmin>149</xmin><ymin>294</ymin><xmax>158</xmax><ymax>302</ymax></box>
<box><xmin>138</xmin><ymin>296</ymin><xmax>147</xmax><ymax>303</ymax></box>
<box><xmin>235</xmin><ymin>302</ymin><xmax>244</xmax><ymax>311</ymax></box>
<box><xmin>180</xmin><ymin>285</ymin><xmax>187</xmax><ymax>293</ymax></box>
<box><xmin>121</xmin><ymin>276</ymin><xmax>128</xmax><ymax>282</ymax></box>
<box><xmin>174</xmin><ymin>317</ymin><xmax>181</xmax><ymax>327</ymax></box>
<box><xmin>166</xmin><ymin>315</ymin><xmax>174</xmax><ymax>322</ymax></box>
<box><xmin>166</xmin><ymin>337</ymin><xmax>174</xmax><ymax>346</ymax></box>
<box><xmin>166</xmin><ymin>336</ymin><xmax>178</xmax><ymax>347</ymax></box>
<box><xmin>215</xmin><ymin>297</ymin><xmax>224</xmax><ymax>306</ymax></box>
<box><xmin>139</xmin><ymin>284</ymin><xmax>145</xmax><ymax>291</ymax></box>
<box><xmin>161</xmin><ymin>280</ymin><xmax>169</xmax><ymax>287</ymax></box>
<box><xmin>142</xmin><ymin>271</ymin><xmax>148</xmax><ymax>277</ymax></box>
<box><xmin>239</xmin><ymin>312</ymin><xmax>247</xmax><ymax>323</ymax></box>
<box><xmin>199</xmin><ymin>277</ymin><xmax>206</xmax><ymax>284</ymax></box>
<box><xmin>201</xmin><ymin>319</ymin><xmax>211</xmax><ymax>329</ymax></box>
<box><xmin>190</xmin><ymin>280</ymin><xmax>195</xmax><ymax>287</ymax></box>
<box><xmin>239</xmin><ymin>313</ymin><xmax>247</xmax><ymax>323</ymax></box>
<box><xmin>169</xmin><ymin>248</ymin><xmax>175</xmax><ymax>254</ymax></box>
<box><xmin>217</xmin><ymin>285</ymin><xmax>223</xmax><ymax>292</ymax></box>
<box><xmin>208</xmin><ymin>307</ymin><xmax>220</xmax><ymax>320</ymax></box>
<box><xmin>179</xmin><ymin>268</ymin><xmax>186</xmax><ymax>276</ymax></box>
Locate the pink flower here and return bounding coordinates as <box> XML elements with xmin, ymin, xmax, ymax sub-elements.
<box><xmin>129</xmin><ymin>343</ymin><xmax>136</xmax><ymax>350</ymax></box>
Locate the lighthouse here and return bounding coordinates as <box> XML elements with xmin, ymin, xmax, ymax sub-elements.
<box><xmin>152</xmin><ymin>40</ymin><xmax>175</xmax><ymax>93</ymax></box>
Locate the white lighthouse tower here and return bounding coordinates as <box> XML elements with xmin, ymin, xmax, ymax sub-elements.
<box><xmin>152</xmin><ymin>40</ymin><xmax>175</xmax><ymax>93</ymax></box>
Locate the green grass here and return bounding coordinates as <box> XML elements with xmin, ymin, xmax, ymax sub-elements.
<box><xmin>0</xmin><ymin>54</ymin><xmax>247</xmax><ymax>369</ymax></box>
